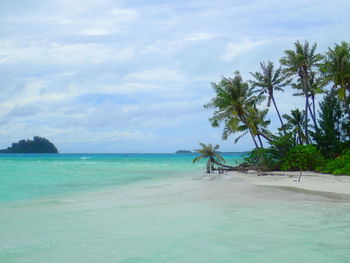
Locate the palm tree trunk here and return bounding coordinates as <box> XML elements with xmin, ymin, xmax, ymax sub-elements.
<box><xmin>211</xmin><ymin>158</ymin><xmax>236</xmax><ymax>169</ymax></box>
<box><xmin>297</xmin><ymin>131</ymin><xmax>303</xmax><ymax>145</ymax></box>
<box><xmin>257</xmin><ymin>134</ymin><xmax>264</xmax><ymax>148</ymax></box>
<box><xmin>307</xmin><ymin>96</ymin><xmax>318</xmax><ymax>131</ymax></box>
<box><xmin>206</xmin><ymin>159</ymin><xmax>212</xmax><ymax>173</ymax></box>
<box><xmin>343</xmin><ymin>89</ymin><xmax>350</xmax><ymax>119</ymax></box>
<box><xmin>250</xmin><ymin>133</ymin><xmax>259</xmax><ymax>148</ymax></box>
<box><xmin>304</xmin><ymin>94</ymin><xmax>310</xmax><ymax>144</ymax></box>
<box><xmin>312</xmin><ymin>95</ymin><xmax>317</xmax><ymax>124</ymax></box>
<box><xmin>240</xmin><ymin>115</ymin><xmax>259</xmax><ymax>148</ymax></box>
<box><xmin>271</xmin><ymin>95</ymin><xmax>285</xmax><ymax>131</ymax></box>
<box><xmin>257</xmin><ymin>131</ymin><xmax>273</xmax><ymax>144</ymax></box>
<box><xmin>303</xmin><ymin>75</ymin><xmax>310</xmax><ymax>144</ymax></box>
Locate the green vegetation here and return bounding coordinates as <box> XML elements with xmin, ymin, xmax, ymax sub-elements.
<box><xmin>0</xmin><ymin>136</ymin><xmax>58</xmax><ymax>153</ymax></box>
<box><xmin>322</xmin><ymin>150</ymin><xmax>350</xmax><ymax>175</ymax></box>
<box><xmin>281</xmin><ymin>145</ymin><xmax>325</xmax><ymax>171</ymax></box>
<box><xmin>201</xmin><ymin>40</ymin><xmax>350</xmax><ymax>175</ymax></box>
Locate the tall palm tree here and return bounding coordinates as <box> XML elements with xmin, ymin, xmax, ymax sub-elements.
<box><xmin>282</xmin><ymin>109</ymin><xmax>306</xmax><ymax>145</ymax></box>
<box><xmin>291</xmin><ymin>73</ymin><xmax>324</xmax><ymax>130</ymax></box>
<box><xmin>250</xmin><ymin>61</ymin><xmax>290</xmax><ymax>129</ymax></box>
<box><xmin>205</xmin><ymin>71</ymin><xmax>270</xmax><ymax>148</ymax></box>
<box><xmin>192</xmin><ymin>143</ymin><xmax>226</xmax><ymax>173</ymax></box>
<box><xmin>280</xmin><ymin>40</ymin><xmax>323</xmax><ymax>144</ymax></box>
<box><xmin>321</xmin><ymin>41</ymin><xmax>350</xmax><ymax>118</ymax></box>
<box><xmin>308</xmin><ymin>73</ymin><xmax>325</xmax><ymax>130</ymax></box>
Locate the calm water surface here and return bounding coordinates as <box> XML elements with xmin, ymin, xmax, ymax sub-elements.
<box><xmin>1</xmin><ymin>153</ymin><xmax>349</xmax><ymax>263</ymax></box>
<box><xmin>0</xmin><ymin>153</ymin><xmax>244</xmax><ymax>203</ymax></box>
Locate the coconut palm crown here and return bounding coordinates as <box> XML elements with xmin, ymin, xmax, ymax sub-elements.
<box><xmin>192</xmin><ymin>143</ymin><xmax>225</xmax><ymax>173</ymax></box>
<box><xmin>321</xmin><ymin>41</ymin><xmax>350</xmax><ymax>117</ymax></box>
<box><xmin>250</xmin><ymin>61</ymin><xmax>290</xmax><ymax>129</ymax></box>
<box><xmin>282</xmin><ymin>109</ymin><xmax>306</xmax><ymax>145</ymax></box>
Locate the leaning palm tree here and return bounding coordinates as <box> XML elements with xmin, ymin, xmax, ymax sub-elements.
<box><xmin>280</xmin><ymin>40</ymin><xmax>323</xmax><ymax>144</ymax></box>
<box><xmin>221</xmin><ymin>116</ymin><xmax>251</xmax><ymax>144</ymax></box>
<box><xmin>321</xmin><ymin>41</ymin><xmax>350</xmax><ymax>118</ymax></box>
<box><xmin>192</xmin><ymin>143</ymin><xmax>225</xmax><ymax>173</ymax></box>
<box><xmin>250</xmin><ymin>61</ymin><xmax>290</xmax><ymax>129</ymax></box>
<box><xmin>220</xmin><ymin>107</ymin><xmax>270</xmax><ymax>148</ymax></box>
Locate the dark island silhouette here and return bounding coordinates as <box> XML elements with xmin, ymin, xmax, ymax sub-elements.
<box><xmin>0</xmin><ymin>136</ymin><xmax>58</xmax><ymax>153</ymax></box>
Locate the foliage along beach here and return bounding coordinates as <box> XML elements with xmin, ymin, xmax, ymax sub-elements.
<box><xmin>195</xmin><ymin>40</ymin><xmax>350</xmax><ymax>185</ymax></box>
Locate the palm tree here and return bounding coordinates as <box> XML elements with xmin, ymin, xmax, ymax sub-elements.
<box><xmin>192</xmin><ymin>143</ymin><xmax>226</xmax><ymax>173</ymax></box>
<box><xmin>246</xmin><ymin>106</ymin><xmax>271</xmax><ymax>148</ymax></box>
<box><xmin>282</xmin><ymin>109</ymin><xmax>306</xmax><ymax>145</ymax></box>
<box><xmin>205</xmin><ymin>71</ymin><xmax>270</xmax><ymax>148</ymax></box>
<box><xmin>280</xmin><ymin>40</ymin><xmax>323</xmax><ymax>144</ymax></box>
<box><xmin>221</xmin><ymin>116</ymin><xmax>250</xmax><ymax>144</ymax></box>
<box><xmin>290</xmin><ymin>73</ymin><xmax>324</xmax><ymax>130</ymax></box>
<box><xmin>321</xmin><ymin>41</ymin><xmax>350</xmax><ymax>118</ymax></box>
<box><xmin>308</xmin><ymin>73</ymin><xmax>325</xmax><ymax>130</ymax></box>
<box><xmin>250</xmin><ymin>61</ymin><xmax>290</xmax><ymax>129</ymax></box>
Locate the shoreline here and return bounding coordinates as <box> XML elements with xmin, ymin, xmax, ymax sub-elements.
<box><xmin>230</xmin><ymin>170</ymin><xmax>350</xmax><ymax>196</ymax></box>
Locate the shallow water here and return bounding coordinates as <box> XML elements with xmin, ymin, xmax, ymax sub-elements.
<box><xmin>1</xmin><ymin>154</ymin><xmax>350</xmax><ymax>262</ymax></box>
<box><xmin>0</xmin><ymin>153</ymin><xmax>244</xmax><ymax>203</ymax></box>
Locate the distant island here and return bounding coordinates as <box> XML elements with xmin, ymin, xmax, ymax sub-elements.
<box><xmin>175</xmin><ymin>150</ymin><xmax>193</xmax><ymax>154</ymax></box>
<box><xmin>0</xmin><ymin>136</ymin><xmax>59</xmax><ymax>153</ymax></box>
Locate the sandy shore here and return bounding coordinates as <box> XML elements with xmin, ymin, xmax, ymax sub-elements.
<box><xmin>231</xmin><ymin>170</ymin><xmax>350</xmax><ymax>195</ymax></box>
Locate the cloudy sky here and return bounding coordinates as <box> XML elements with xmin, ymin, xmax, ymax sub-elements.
<box><xmin>0</xmin><ymin>0</ymin><xmax>349</xmax><ymax>153</ymax></box>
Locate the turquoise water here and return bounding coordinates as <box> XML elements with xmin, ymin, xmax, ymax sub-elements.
<box><xmin>1</xmin><ymin>153</ymin><xmax>350</xmax><ymax>263</ymax></box>
<box><xmin>0</xmin><ymin>153</ymin><xmax>244</xmax><ymax>203</ymax></box>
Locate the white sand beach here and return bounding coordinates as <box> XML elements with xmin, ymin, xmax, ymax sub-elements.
<box><xmin>231</xmin><ymin>171</ymin><xmax>350</xmax><ymax>195</ymax></box>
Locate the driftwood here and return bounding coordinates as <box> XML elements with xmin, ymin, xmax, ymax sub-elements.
<box><xmin>211</xmin><ymin>159</ymin><xmax>271</xmax><ymax>174</ymax></box>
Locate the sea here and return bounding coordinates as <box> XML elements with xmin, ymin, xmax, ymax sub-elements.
<box><xmin>1</xmin><ymin>153</ymin><xmax>350</xmax><ymax>263</ymax></box>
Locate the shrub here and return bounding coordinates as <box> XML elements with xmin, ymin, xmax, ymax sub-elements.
<box><xmin>321</xmin><ymin>150</ymin><xmax>350</xmax><ymax>175</ymax></box>
<box><xmin>281</xmin><ymin>145</ymin><xmax>325</xmax><ymax>171</ymax></box>
<box><xmin>244</xmin><ymin>148</ymin><xmax>282</xmax><ymax>170</ymax></box>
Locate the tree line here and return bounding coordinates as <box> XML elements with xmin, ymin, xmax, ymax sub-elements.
<box><xmin>200</xmin><ymin>40</ymin><xmax>350</xmax><ymax>175</ymax></box>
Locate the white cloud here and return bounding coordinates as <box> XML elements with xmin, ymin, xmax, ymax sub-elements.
<box><xmin>0</xmin><ymin>40</ymin><xmax>135</xmax><ymax>65</ymax></box>
<box><xmin>5</xmin><ymin>104</ymin><xmax>41</xmax><ymax>118</ymax></box>
<box><xmin>0</xmin><ymin>122</ymin><xmax>157</xmax><ymax>146</ymax></box>
<box><xmin>127</xmin><ymin>69</ymin><xmax>186</xmax><ymax>82</ymax></box>
<box><xmin>140</xmin><ymin>33</ymin><xmax>217</xmax><ymax>56</ymax></box>
<box><xmin>88</xmin><ymin>83</ymin><xmax>164</xmax><ymax>95</ymax></box>
<box><xmin>75</xmin><ymin>8</ymin><xmax>138</xmax><ymax>36</ymax></box>
<box><xmin>184</xmin><ymin>33</ymin><xmax>217</xmax><ymax>41</ymax></box>
<box><xmin>1</xmin><ymin>0</ymin><xmax>349</xmax><ymax>152</ymax></box>
<box><xmin>221</xmin><ymin>39</ymin><xmax>268</xmax><ymax>61</ymax></box>
<box><xmin>0</xmin><ymin>80</ymin><xmax>70</xmax><ymax>112</ymax></box>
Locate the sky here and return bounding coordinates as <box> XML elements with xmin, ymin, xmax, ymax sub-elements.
<box><xmin>0</xmin><ymin>0</ymin><xmax>349</xmax><ymax>153</ymax></box>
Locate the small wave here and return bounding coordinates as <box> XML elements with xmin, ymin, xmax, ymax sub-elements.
<box><xmin>0</xmin><ymin>241</ymin><xmax>57</xmax><ymax>255</ymax></box>
<box><xmin>59</xmin><ymin>198</ymin><xmax>97</xmax><ymax>203</ymax></box>
<box><xmin>80</xmin><ymin>157</ymin><xmax>91</xmax><ymax>160</ymax></box>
